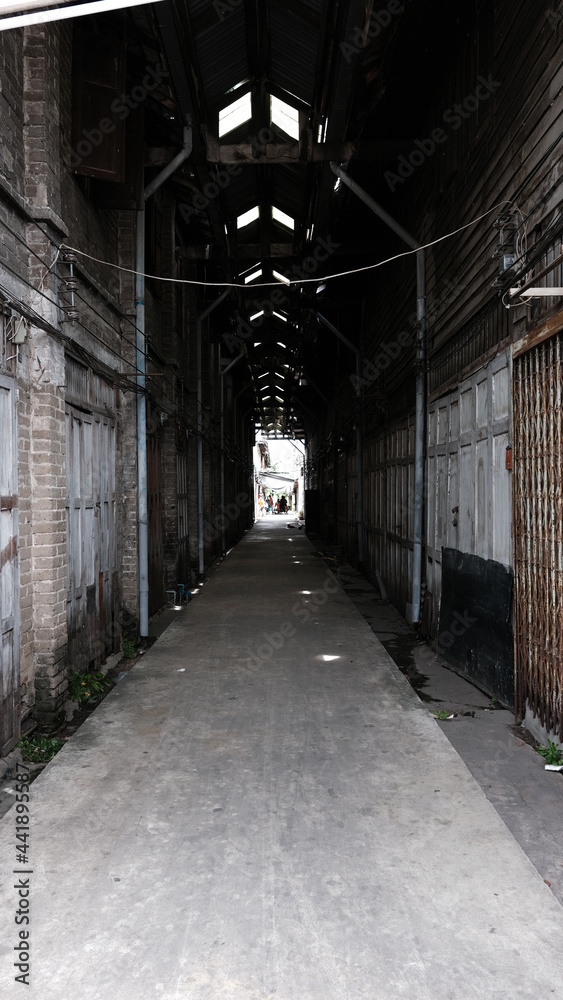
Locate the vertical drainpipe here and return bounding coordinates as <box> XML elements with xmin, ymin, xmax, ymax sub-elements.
<box><xmin>136</xmin><ymin>124</ymin><xmax>192</xmax><ymax>637</ymax></box>
<box><xmin>135</xmin><ymin>216</ymin><xmax>149</xmax><ymax>637</ymax></box>
<box><xmin>314</xmin><ymin>310</ymin><xmax>364</xmax><ymax>569</ymax></box>
<box><xmin>196</xmin><ymin>288</ymin><xmax>231</xmax><ymax>580</ymax></box>
<box><xmin>219</xmin><ymin>349</ymin><xmax>245</xmax><ymax>555</ymax></box>
<box><xmin>329</xmin><ymin>162</ymin><xmax>426</xmax><ymax>624</ymax></box>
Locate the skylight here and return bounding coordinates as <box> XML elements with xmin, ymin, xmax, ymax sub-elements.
<box><xmin>272</xmin><ymin>207</ymin><xmax>294</xmax><ymax>231</ymax></box>
<box><xmin>273</xmin><ymin>269</ymin><xmax>290</xmax><ymax>285</ymax></box>
<box><xmin>270</xmin><ymin>95</ymin><xmax>300</xmax><ymax>141</ymax></box>
<box><xmin>237</xmin><ymin>206</ymin><xmax>260</xmax><ymax>229</ymax></box>
<box><xmin>250</xmin><ymin>309</ymin><xmax>264</xmax><ymax>322</ymax></box>
<box><xmin>277</xmin><ymin>342</ymin><xmax>286</xmax><ymax>348</ymax></box>
<box><xmin>219</xmin><ymin>91</ymin><xmax>252</xmax><ymax>137</ymax></box>
<box><xmin>244</xmin><ymin>268</ymin><xmax>263</xmax><ymax>284</ymax></box>
<box><xmin>273</xmin><ymin>311</ymin><xmax>288</xmax><ymax>322</ymax></box>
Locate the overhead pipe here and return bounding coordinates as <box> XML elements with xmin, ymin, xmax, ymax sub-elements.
<box><xmin>314</xmin><ymin>309</ymin><xmax>364</xmax><ymax>570</ymax></box>
<box><xmin>330</xmin><ymin>161</ymin><xmax>426</xmax><ymax>625</ymax></box>
<box><xmin>196</xmin><ymin>288</ymin><xmax>231</xmax><ymax>580</ymax></box>
<box><xmin>136</xmin><ymin>123</ymin><xmax>192</xmax><ymax>637</ymax></box>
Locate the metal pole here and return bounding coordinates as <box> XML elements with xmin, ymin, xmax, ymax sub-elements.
<box><xmin>196</xmin><ymin>288</ymin><xmax>231</xmax><ymax>579</ymax></box>
<box><xmin>329</xmin><ymin>162</ymin><xmax>426</xmax><ymax>624</ymax></box>
<box><xmin>135</xmin><ymin>210</ymin><xmax>148</xmax><ymax>637</ymax></box>
<box><xmin>413</xmin><ymin>249</ymin><xmax>426</xmax><ymax>625</ymax></box>
<box><xmin>136</xmin><ymin>124</ymin><xmax>192</xmax><ymax>637</ymax></box>
<box><xmin>315</xmin><ymin>310</ymin><xmax>364</xmax><ymax>569</ymax></box>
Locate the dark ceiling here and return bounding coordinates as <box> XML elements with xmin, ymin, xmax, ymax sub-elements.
<box><xmin>121</xmin><ymin>0</ymin><xmax>469</xmax><ymax>438</ymax></box>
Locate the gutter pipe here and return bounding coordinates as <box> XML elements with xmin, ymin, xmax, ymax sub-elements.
<box><xmin>136</xmin><ymin>123</ymin><xmax>192</xmax><ymax>637</ymax></box>
<box><xmin>330</xmin><ymin>161</ymin><xmax>426</xmax><ymax>625</ymax></box>
<box><xmin>314</xmin><ymin>309</ymin><xmax>364</xmax><ymax>570</ymax></box>
<box><xmin>219</xmin><ymin>350</ymin><xmax>245</xmax><ymax>555</ymax></box>
<box><xmin>196</xmin><ymin>288</ymin><xmax>231</xmax><ymax>580</ymax></box>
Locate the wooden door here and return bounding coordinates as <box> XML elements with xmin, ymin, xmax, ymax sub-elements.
<box><xmin>0</xmin><ymin>375</ymin><xmax>19</xmax><ymax>754</ymax></box>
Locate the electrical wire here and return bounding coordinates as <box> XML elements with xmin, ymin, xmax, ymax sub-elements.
<box><xmin>57</xmin><ymin>201</ymin><xmax>517</xmax><ymax>290</ymax></box>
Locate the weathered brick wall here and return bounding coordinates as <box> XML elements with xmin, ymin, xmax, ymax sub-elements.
<box><xmin>28</xmin><ymin>331</ymin><xmax>68</xmax><ymax>728</ymax></box>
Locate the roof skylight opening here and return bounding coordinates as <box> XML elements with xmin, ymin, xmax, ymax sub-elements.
<box><xmin>244</xmin><ymin>267</ymin><xmax>263</xmax><ymax>284</ymax></box>
<box><xmin>258</xmin><ymin>372</ymin><xmax>269</xmax><ymax>380</ymax></box>
<box><xmin>254</xmin><ymin>341</ymin><xmax>261</xmax><ymax>346</ymax></box>
<box><xmin>275</xmin><ymin>371</ymin><xmax>285</xmax><ymax>379</ymax></box>
<box><xmin>273</xmin><ymin>310</ymin><xmax>288</xmax><ymax>322</ymax></box>
<box><xmin>273</xmin><ymin>269</ymin><xmax>290</xmax><ymax>285</ymax></box>
<box><xmin>272</xmin><ymin>207</ymin><xmax>294</xmax><ymax>231</ymax></box>
<box><xmin>277</xmin><ymin>342</ymin><xmax>286</xmax><ymax>348</ymax></box>
<box><xmin>250</xmin><ymin>309</ymin><xmax>264</xmax><ymax>322</ymax></box>
<box><xmin>262</xmin><ymin>395</ymin><xmax>271</xmax><ymax>401</ymax></box>
<box><xmin>275</xmin><ymin>385</ymin><xmax>284</xmax><ymax>392</ymax></box>
<box><xmin>271</xmin><ymin>95</ymin><xmax>300</xmax><ymax>141</ymax></box>
<box><xmin>219</xmin><ymin>91</ymin><xmax>252</xmax><ymax>137</ymax></box>
<box><xmin>237</xmin><ymin>205</ymin><xmax>260</xmax><ymax>229</ymax></box>
<box><xmin>275</xmin><ymin>396</ymin><xmax>284</xmax><ymax>403</ymax></box>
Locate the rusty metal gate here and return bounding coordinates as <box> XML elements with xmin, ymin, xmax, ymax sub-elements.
<box><xmin>513</xmin><ymin>331</ymin><xmax>563</xmax><ymax>739</ymax></box>
<box><xmin>0</xmin><ymin>374</ymin><xmax>19</xmax><ymax>753</ymax></box>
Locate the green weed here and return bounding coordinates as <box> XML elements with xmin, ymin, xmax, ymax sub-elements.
<box><xmin>17</xmin><ymin>735</ymin><xmax>65</xmax><ymax>763</ymax></box>
<box><xmin>537</xmin><ymin>740</ymin><xmax>563</xmax><ymax>766</ymax></box>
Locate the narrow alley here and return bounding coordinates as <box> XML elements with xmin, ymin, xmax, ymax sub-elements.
<box><xmin>1</xmin><ymin>518</ymin><xmax>561</xmax><ymax>1000</ymax></box>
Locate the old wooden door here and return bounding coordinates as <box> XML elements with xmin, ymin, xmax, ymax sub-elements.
<box><xmin>0</xmin><ymin>374</ymin><xmax>19</xmax><ymax>754</ymax></box>
<box><xmin>66</xmin><ymin>403</ymin><xmax>117</xmax><ymax>673</ymax></box>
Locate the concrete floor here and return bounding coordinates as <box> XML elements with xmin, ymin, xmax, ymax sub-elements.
<box><xmin>1</xmin><ymin>519</ymin><xmax>563</xmax><ymax>999</ymax></box>
<box><xmin>334</xmin><ymin>560</ymin><xmax>563</xmax><ymax>908</ymax></box>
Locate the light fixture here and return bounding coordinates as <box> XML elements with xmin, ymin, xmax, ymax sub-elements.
<box><xmin>512</xmin><ymin>287</ymin><xmax>563</xmax><ymax>298</ymax></box>
<box><xmin>0</xmin><ymin>0</ymin><xmax>161</xmax><ymax>31</ymax></box>
<box><xmin>272</xmin><ymin>207</ymin><xmax>294</xmax><ymax>231</ymax></box>
<box><xmin>219</xmin><ymin>91</ymin><xmax>252</xmax><ymax>138</ymax></box>
<box><xmin>237</xmin><ymin>206</ymin><xmax>260</xmax><ymax>229</ymax></box>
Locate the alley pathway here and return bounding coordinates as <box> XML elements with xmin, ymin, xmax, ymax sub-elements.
<box><xmin>1</xmin><ymin>518</ymin><xmax>562</xmax><ymax>999</ymax></box>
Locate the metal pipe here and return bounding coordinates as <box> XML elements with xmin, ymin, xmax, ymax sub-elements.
<box><xmin>330</xmin><ymin>162</ymin><xmax>420</xmax><ymax>251</ymax></box>
<box><xmin>196</xmin><ymin>288</ymin><xmax>231</xmax><ymax>579</ymax></box>
<box><xmin>135</xmin><ymin>213</ymin><xmax>149</xmax><ymax>637</ymax></box>
<box><xmin>315</xmin><ymin>310</ymin><xmax>364</xmax><ymax>568</ymax></box>
<box><xmin>413</xmin><ymin>249</ymin><xmax>426</xmax><ymax>625</ymax></box>
<box><xmin>219</xmin><ymin>352</ymin><xmax>226</xmax><ymax>556</ymax></box>
<box><xmin>329</xmin><ymin>161</ymin><xmax>426</xmax><ymax>624</ymax></box>
<box><xmin>136</xmin><ymin>125</ymin><xmax>192</xmax><ymax>637</ymax></box>
<box><xmin>144</xmin><ymin>125</ymin><xmax>192</xmax><ymax>202</ymax></box>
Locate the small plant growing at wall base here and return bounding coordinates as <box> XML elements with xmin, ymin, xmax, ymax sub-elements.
<box><xmin>121</xmin><ymin>637</ymin><xmax>137</xmax><ymax>659</ymax></box>
<box><xmin>69</xmin><ymin>671</ymin><xmax>110</xmax><ymax>705</ymax></box>
<box><xmin>536</xmin><ymin>740</ymin><xmax>563</xmax><ymax>766</ymax></box>
<box><xmin>17</xmin><ymin>735</ymin><xmax>65</xmax><ymax>763</ymax></box>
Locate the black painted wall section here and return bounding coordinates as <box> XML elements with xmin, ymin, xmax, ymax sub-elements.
<box><xmin>438</xmin><ymin>549</ymin><xmax>514</xmax><ymax>707</ymax></box>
